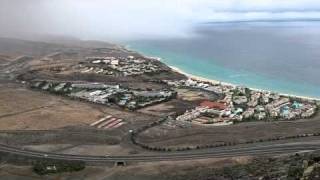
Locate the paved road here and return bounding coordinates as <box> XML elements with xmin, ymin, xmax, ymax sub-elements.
<box><xmin>1</xmin><ymin>141</ymin><xmax>320</xmax><ymax>163</ymax></box>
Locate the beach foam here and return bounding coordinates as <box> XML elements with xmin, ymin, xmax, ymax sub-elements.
<box><xmin>169</xmin><ymin>65</ymin><xmax>320</xmax><ymax>101</ymax></box>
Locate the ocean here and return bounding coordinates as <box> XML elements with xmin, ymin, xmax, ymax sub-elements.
<box><xmin>126</xmin><ymin>21</ymin><xmax>320</xmax><ymax>99</ymax></box>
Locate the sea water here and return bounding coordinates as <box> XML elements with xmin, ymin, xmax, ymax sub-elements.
<box><xmin>127</xmin><ymin>21</ymin><xmax>320</xmax><ymax>99</ymax></box>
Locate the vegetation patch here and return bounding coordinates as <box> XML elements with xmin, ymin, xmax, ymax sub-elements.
<box><xmin>32</xmin><ymin>159</ymin><xmax>85</xmax><ymax>175</ymax></box>
<box><xmin>164</xmin><ymin>152</ymin><xmax>320</xmax><ymax>180</ymax></box>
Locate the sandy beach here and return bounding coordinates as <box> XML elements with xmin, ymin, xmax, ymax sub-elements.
<box><xmin>169</xmin><ymin>66</ymin><xmax>320</xmax><ymax>101</ymax></box>
<box><xmin>128</xmin><ymin>45</ymin><xmax>320</xmax><ymax>102</ymax></box>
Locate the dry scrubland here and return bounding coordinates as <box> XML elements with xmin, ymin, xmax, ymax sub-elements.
<box><xmin>1</xmin><ymin>37</ymin><xmax>320</xmax><ymax>179</ymax></box>
<box><xmin>0</xmin><ymin>86</ymin><xmax>105</xmax><ymax>130</ymax></box>
<box><xmin>0</xmin><ymin>156</ymin><xmax>250</xmax><ymax>180</ymax></box>
<box><xmin>137</xmin><ymin>88</ymin><xmax>219</xmax><ymax>116</ymax></box>
<box><xmin>137</xmin><ymin>113</ymin><xmax>320</xmax><ymax>148</ymax></box>
<box><xmin>24</xmin><ymin>144</ymin><xmax>135</xmax><ymax>156</ymax></box>
<box><xmin>0</xmin><ymin>85</ymin><xmax>156</xmax><ymax>130</ymax></box>
<box><xmin>1</xmin><ymin>151</ymin><xmax>320</xmax><ymax>180</ymax></box>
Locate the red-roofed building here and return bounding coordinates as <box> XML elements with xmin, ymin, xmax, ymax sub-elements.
<box><xmin>200</xmin><ymin>101</ymin><xmax>227</xmax><ymax>110</ymax></box>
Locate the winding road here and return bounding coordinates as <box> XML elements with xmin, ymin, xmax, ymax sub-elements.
<box><xmin>1</xmin><ymin>140</ymin><xmax>320</xmax><ymax>163</ymax></box>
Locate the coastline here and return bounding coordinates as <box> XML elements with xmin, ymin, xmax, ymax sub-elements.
<box><xmin>125</xmin><ymin>44</ymin><xmax>320</xmax><ymax>102</ymax></box>
<box><xmin>169</xmin><ymin>65</ymin><xmax>320</xmax><ymax>102</ymax></box>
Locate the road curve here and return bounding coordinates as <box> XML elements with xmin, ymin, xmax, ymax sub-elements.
<box><xmin>1</xmin><ymin>141</ymin><xmax>320</xmax><ymax>163</ymax></box>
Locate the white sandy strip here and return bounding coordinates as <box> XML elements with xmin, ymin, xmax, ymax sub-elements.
<box><xmin>104</xmin><ymin>119</ymin><xmax>123</xmax><ymax>129</ymax></box>
<box><xmin>169</xmin><ymin>66</ymin><xmax>320</xmax><ymax>101</ymax></box>
<box><xmin>90</xmin><ymin>115</ymin><xmax>112</xmax><ymax>126</ymax></box>
<box><xmin>170</xmin><ymin>66</ymin><xmax>227</xmax><ymax>86</ymax></box>
<box><xmin>126</xmin><ymin>46</ymin><xmax>320</xmax><ymax>102</ymax></box>
<box><xmin>112</xmin><ymin>122</ymin><xmax>126</xmax><ymax>129</ymax></box>
<box><xmin>97</xmin><ymin>118</ymin><xmax>117</xmax><ymax>128</ymax></box>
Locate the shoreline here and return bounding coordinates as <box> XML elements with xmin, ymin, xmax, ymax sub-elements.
<box><xmin>125</xmin><ymin>44</ymin><xmax>320</xmax><ymax>102</ymax></box>
<box><xmin>169</xmin><ymin>65</ymin><xmax>320</xmax><ymax>102</ymax></box>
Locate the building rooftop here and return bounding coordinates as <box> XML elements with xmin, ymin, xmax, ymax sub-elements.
<box><xmin>200</xmin><ymin>101</ymin><xmax>227</xmax><ymax>111</ymax></box>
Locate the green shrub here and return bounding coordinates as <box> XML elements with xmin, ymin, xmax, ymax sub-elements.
<box><xmin>287</xmin><ymin>165</ymin><xmax>303</xmax><ymax>179</ymax></box>
<box><xmin>33</xmin><ymin>160</ymin><xmax>85</xmax><ymax>175</ymax></box>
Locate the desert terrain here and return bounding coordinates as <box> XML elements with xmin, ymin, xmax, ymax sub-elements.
<box><xmin>0</xmin><ymin>37</ymin><xmax>319</xmax><ymax>179</ymax></box>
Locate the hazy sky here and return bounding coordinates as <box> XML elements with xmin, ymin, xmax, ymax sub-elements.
<box><xmin>1</xmin><ymin>0</ymin><xmax>320</xmax><ymax>41</ymax></box>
